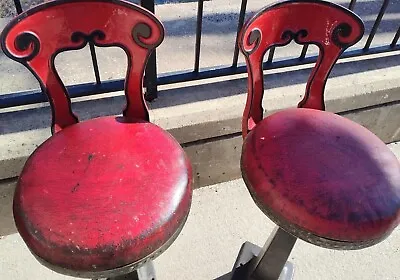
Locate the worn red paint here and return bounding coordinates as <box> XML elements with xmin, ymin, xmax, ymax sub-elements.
<box><xmin>239</xmin><ymin>0</ymin><xmax>400</xmax><ymax>248</ymax></box>
<box><xmin>242</xmin><ymin>108</ymin><xmax>400</xmax><ymax>244</ymax></box>
<box><xmin>239</xmin><ymin>0</ymin><xmax>364</xmax><ymax>137</ymax></box>
<box><xmin>1</xmin><ymin>0</ymin><xmax>164</xmax><ymax>134</ymax></box>
<box><xmin>2</xmin><ymin>0</ymin><xmax>192</xmax><ymax>274</ymax></box>
<box><xmin>15</xmin><ymin>117</ymin><xmax>192</xmax><ymax>271</ymax></box>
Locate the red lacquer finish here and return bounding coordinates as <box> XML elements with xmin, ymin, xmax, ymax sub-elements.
<box><xmin>1</xmin><ymin>0</ymin><xmax>164</xmax><ymax>133</ymax></box>
<box><xmin>15</xmin><ymin>116</ymin><xmax>192</xmax><ymax>271</ymax></box>
<box><xmin>1</xmin><ymin>0</ymin><xmax>193</xmax><ymax>275</ymax></box>
<box><xmin>239</xmin><ymin>0</ymin><xmax>400</xmax><ymax>249</ymax></box>
<box><xmin>239</xmin><ymin>0</ymin><xmax>364</xmax><ymax>137</ymax></box>
<box><xmin>242</xmin><ymin>109</ymin><xmax>400</xmax><ymax>247</ymax></box>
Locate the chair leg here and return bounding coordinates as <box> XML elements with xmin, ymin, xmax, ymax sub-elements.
<box><xmin>94</xmin><ymin>260</ymin><xmax>156</xmax><ymax>280</ymax></box>
<box><xmin>231</xmin><ymin>227</ymin><xmax>296</xmax><ymax>280</ymax></box>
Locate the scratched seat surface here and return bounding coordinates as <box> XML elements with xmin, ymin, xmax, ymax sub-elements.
<box><xmin>241</xmin><ymin>108</ymin><xmax>400</xmax><ymax>249</ymax></box>
<box><xmin>236</xmin><ymin>0</ymin><xmax>400</xmax><ymax>249</ymax></box>
<box><xmin>14</xmin><ymin>116</ymin><xmax>192</xmax><ymax>272</ymax></box>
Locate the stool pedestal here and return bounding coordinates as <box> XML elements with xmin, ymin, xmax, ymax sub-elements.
<box><xmin>96</xmin><ymin>261</ymin><xmax>156</xmax><ymax>280</ymax></box>
<box><xmin>231</xmin><ymin>227</ymin><xmax>296</xmax><ymax>280</ymax></box>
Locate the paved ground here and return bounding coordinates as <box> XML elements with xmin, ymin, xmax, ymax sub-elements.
<box><xmin>0</xmin><ymin>142</ymin><xmax>399</xmax><ymax>280</ymax></box>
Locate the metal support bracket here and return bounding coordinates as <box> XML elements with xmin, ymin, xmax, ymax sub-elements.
<box><xmin>231</xmin><ymin>227</ymin><xmax>296</xmax><ymax>280</ymax></box>
<box><xmin>95</xmin><ymin>260</ymin><xmax>156</xmax><ymax>280</ymax></box>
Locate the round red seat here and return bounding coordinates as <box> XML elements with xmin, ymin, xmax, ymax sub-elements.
<box><xmin>241</xmin><ymin>108</ymin><xmax>400</xmax><ymax>249</ymax></box>
<box><xmin>14</xmin><ymin>116</ymin><xmax>192</xmax><ymax>276</ymax></box>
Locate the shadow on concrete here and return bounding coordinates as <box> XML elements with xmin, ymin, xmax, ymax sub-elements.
<box><xmin>0</xmin><ymin>178</ymin><xmax>17</xmax><ymax>237</ymax></box>
<box><xmin>0</xmin><ymin>0</ymin><xmax>399</xmax><ymax>93</ymax></box>
<box><xmin>214</xmin><ymin>272</ymin><xmax>233</xmax><ymax>280</ymax></box>
<box><xmin>1</xmin><ymin>52</ymin><xmax>399</xmax><ymax>135</ymax></box>
<box><xmin>1</xmin><ymin>0</ymin><xmax>400</xmax><ymax>135</ymax></box>
<box><xmin>160</xmin><ymin>0</ymin><xmax>400</xmax><ymax>35</ymax></box>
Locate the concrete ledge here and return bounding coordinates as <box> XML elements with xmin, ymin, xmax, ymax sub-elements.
<box><xmin>1</xmin><ymin>53</ymin><xmax>400</xmax><ymax>187</ymax></box>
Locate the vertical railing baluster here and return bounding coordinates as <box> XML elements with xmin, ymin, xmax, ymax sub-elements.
<box><xmin>348</xmin><ymin>0</ymin><xmax>357</xmax><ymax>10</ymax></box>
<box><xmin>232</xmin><ymin>0</ymin><xmax>248</xmax><ymax>67</ymax></box>
<box><xmin>390</xmin><ymin>27</ymin><xmax>400</xmax><ymax>48</ymax></box>
<box><xmin>13</xmin><ymin>0</ymin><xmax>23</xmax><ymax>14</ymax></box>
<box><xmin>299</xmin><ymin>45</ymin><xmax>308</xmax><ymax>60</ymax></box>
<box><xmin>89</xmin><ymin>42</ymin><xmax>101</xmax><ymax>85</ymax></box>
<box><xmin>194</xmin><ymin>0</ymin><xmax>204</xmax><ymax>72</ymax></box>
<box><xmin>267</xmin><ymin>47</ymin><xmax>275</xmax><ymax>63</ymax></box>
<box><xmin>141</xmin><ymin>0</ymin><xmax>158</xmax><ymax>100</ymax></box>
<box><xmin>364</xmin><ymin>0</ymin><xmax>389</xmax><ymax>50</ymax></box>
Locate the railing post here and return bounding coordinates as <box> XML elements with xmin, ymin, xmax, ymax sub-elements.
<box><xmin>140</xmin><ymin>0</ymin><xmax>158</xmax><ymax>101</ymax></box>
<box><xmin>13</xmin><ymin>0</ymin><xmax>23</xmax><ymax>14</ymax></box>
<box><xmin>364</xmin><ymin>0</ymin><xmax>389</xmax><ymax>51</ymax></box>
<box><xmin>232</xmin><ymin>0</ymin><xmax>248</xmax><ymax>68</ymax></box>
<box><xmin>391</xmin><ymin>27</ymin><xmax>400</xmax><ymax>48</ymax></box>
<box><xmin>89</xmin><ymin>42</ymin><xmax>102</xmax><ymax>85</ymax></box>
<box><xmin>194</xmin><ymin>0</ymin><xmax>204</xmax><ymax>72</ymax></box>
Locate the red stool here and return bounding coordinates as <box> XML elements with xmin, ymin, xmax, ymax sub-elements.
<box><xmin>231</xmin><ymin>1</ymin><xmax>400</xmax><ymax>279</ymax></box>
<box><xmin>1</xmin><ymin>1</ymin><xmax>192</xmax><ymax>279</ymax></box>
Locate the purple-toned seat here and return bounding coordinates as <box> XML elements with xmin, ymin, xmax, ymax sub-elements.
<box><xmin>230</xmin><ymin>1</ymin><xmax>400</xmax><ymax>279</ymax></box>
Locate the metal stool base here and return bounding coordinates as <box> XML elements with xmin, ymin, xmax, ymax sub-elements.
<box><xmin>230</xmin><ymin>226</ymin><xmax>296</xmax><ymax>280</ymax></box>
<box><xmin>231</xmin><ymin>241</ymin><xmax>294</xmax><ymax>280</ymax></box>
<box><xmin>95</xmin><ymin>261</ymin><xmax>156</xmax><ymax>280</ymax></box>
